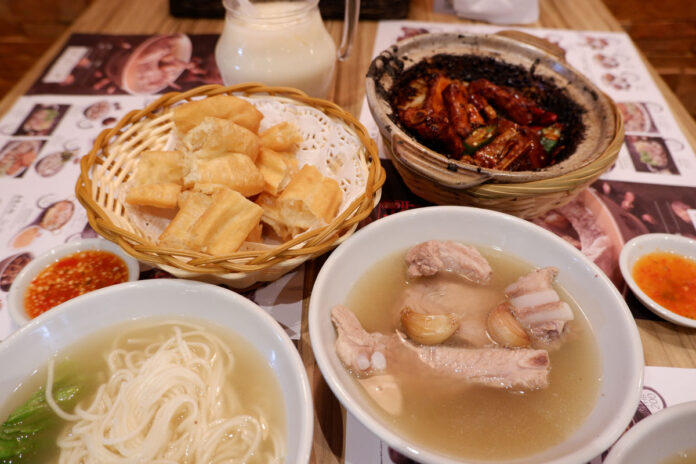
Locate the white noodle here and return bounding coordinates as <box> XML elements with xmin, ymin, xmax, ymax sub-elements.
<box><xmin>46</xmin><ymin>322</ymin><xmax>283</xmax><ymax>464</ymax></box>
<box><xmin>46</xmin><ymin>360</ymin><xmax>80</xmax><ymax>422</ymax></box>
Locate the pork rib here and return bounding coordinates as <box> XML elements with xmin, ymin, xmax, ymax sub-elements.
<box><xmin>398</xmin><ymin>331</ymin><xmax>550</xmax><ymax>390</ymax></box>
<box><xmin>332</xmin><ymin>305</ymin><xmax>550</xmax><ymax>391</ymax></box>
<box><xmin>331</xmin><ymin>305</ymin><xmax>389</xmax><ymax>375</ymax></box>
<box><xmin>505</xmin><ymin>267</ymin><xmax>574</xmax><ymax>343</ymax></box>
<box><xmin>405</xmin><ymin>240</ymin><xmax>492</xmax><ymax>284</ymax></box>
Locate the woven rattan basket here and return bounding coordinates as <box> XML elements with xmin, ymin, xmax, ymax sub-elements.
<box><xmin>366</xmin><ymin>31</ymin><xmax>625</xmax><ymax>219</ymax></box>
<box><xmin>386</xmin><ymin>109</ymin><xmax>623</xmax><ymax>219</ymax></box>
<box><xmin>76</xmin><ymin>83</ymin><xmax>385</xmax><ymax>288</ymax></box>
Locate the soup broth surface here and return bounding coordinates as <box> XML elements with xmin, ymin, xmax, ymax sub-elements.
<box><xmin>0</xmin><ymin>317</ymin><xmax>286</xmax><ymax>463</ymax></box>
<box><xmin>345</xmin><ymin>244</ymin><xmax>601</xmax><ymax>461</ymax></box>
<box><xmin>662</xmin><ymin>448</ymin><xmax>696</xmax><ymax>464</ymax></box>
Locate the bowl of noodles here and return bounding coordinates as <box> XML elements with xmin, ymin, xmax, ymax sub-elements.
<box><xmin>309</xmin><ymin>206</ymin><xmax>643</xmax><ymax>463</ymax></box>
<box><xmin>0</xmin><ymin>279</ymin><xmax>312</xmax><ymax>463</ymax></box>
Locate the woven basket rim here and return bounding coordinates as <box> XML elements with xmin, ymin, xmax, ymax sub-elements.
<box><xmin>75</xmin><ymin>83</ymin><xmax>386</xmax><ymax>276</ymax></box>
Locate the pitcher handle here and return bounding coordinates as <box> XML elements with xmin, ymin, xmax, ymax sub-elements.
<box><xmin>337</xmin><ymin>0</ymin><xmax>360</xmax><ymax>61</ymax></box>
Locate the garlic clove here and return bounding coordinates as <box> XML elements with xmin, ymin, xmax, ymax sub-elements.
<box><xmin>400</xmin><ymin>307</ymin><xmax>459</xmax><ymax>345</ymax></box>
<box><xmin>487</xmin><ymin>302</ymin><xmax>531</xmax><ymax>348</ymax></box>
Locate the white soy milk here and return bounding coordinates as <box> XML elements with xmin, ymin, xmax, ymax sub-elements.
<box><xmin>216</xmin><ymin>1</ymin><xmax>337</xmax><ymax>98</ymax></box>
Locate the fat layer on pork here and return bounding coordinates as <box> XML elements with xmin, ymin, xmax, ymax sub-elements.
<box><xmin>505</xmin><ymin>267</ymin><xmax>574</xmax><ymax>343</ymax></box>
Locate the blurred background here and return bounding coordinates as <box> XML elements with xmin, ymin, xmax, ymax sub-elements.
<box><xmin>0</xmin><ymin>0</ymin><xmax>694</xmax><ymax>119</ymax></box>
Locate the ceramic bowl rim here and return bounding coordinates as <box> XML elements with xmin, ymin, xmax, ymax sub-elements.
<box><xmin>618</xmin><ymin>233</ymin><xmax>696</xmax><ymax>328</ymax></box>
<box><xmin>603</xmin><ymin>400</ymin><xmax>696</xmax><ymax>464</ymax></box>
<box><xmin>0</xmin><ymin>278</ymin><xmax>314</xmax><ymax>464</ymax></box>
<box><xmin>7</xmin><ymin>238</ymin><xmax>140</xmax><ymax>327</ymax></box>
<box><xmin>309</xmin><ymin>205</ymin><xmax>644</xmax><ymax>464</ymax></box>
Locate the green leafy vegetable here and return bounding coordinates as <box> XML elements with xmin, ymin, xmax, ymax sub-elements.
<box><xmin>0</xmin><ymin>367</ymin><xmax>87</xmax><ymax>463</ymax></box>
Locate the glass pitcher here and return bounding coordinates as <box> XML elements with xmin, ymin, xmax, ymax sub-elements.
<box><xmin>215</xmin><ymin>0</ymin><xmax>359</xmax><ymax>99</ymax></box>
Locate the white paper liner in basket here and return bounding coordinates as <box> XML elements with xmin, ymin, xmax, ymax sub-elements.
<box><xmin>105</xmin><ymin>94</ymin><xmax>378</xmax><ymax>288</ymax></box>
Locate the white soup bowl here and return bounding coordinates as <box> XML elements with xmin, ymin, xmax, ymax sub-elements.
<box><xmin>309</xmin><ymin>206</ymin><xmax>643</xmax><ymax>464</ymax></box>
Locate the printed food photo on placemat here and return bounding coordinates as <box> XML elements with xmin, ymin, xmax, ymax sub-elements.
<box><xmin>592</xmin><ymin>52</ymin><xmax>626</xmax><ymax>69</ymax></box>
<box><xmin>8</xmin><ymin>197</ymin><xmax>76</xmax><ymax>250</ymax></box>
<box><xmin>0</xmin><ymin>252</ymin><xmax>33</xmax><ymax>292</ymax></box>
<box><xmin>600</xmin><ymin>71</ymin><xmax>638</xmax><ymax>91</ymax></box>
<box><xmin>13</xmin><ymin>104</ymin><xmax>70</xmax><ymax>136</ymax></box>
<box><xmin>103</xmin><ymin>34</ymin><xmax>195</xmax><ymax>95</ymax></box>
<box><xmin>396</xmin><ymin>26</ymin><xmax>432</xmax><ymax>41</ymax></box>
<box><xmin>34</xmin><ymin>149</ymin><xmax>77</xmax><ymax>177</ymax></box>
<box><xmin>617</xmin><ymin>102</ymin><xmax>658</xmax><ymax>133</ymax></box>
<box><xmin>625</xmin><ymin>135</ymin><xmax>680</xmax><ymax>175</ymax></box>
<box><xmin>28</xmin><ymin>34</ymin><xmax>222</xmax><ymax>95</ymax></box>
<box><xmin>531</xmin><ymin>187</ymin><xmax>624</xmax><ymax>288</ymax></box>
<box><xmin>0</xmin><ymin>140</ymin><xmax>45</xmax><ymax>178</ymax></box>
<box><xmin>63</xmin><ymin>221</ymin><xmax>100</xmax><ymax>243</ymax></box>
<box><xmin>596</xmin><ymin>180</ymin><xmax>696</xmax><ymax>239</ymax></box>
<box><xmin>76</xmin><ymin>100</ymin><xmax>121</xmax><ymax>129</ymax></box>
<box><xmin>579</xmin><ymin>34</ymin><xmax>615</xmax><ymax>50</ymax></box>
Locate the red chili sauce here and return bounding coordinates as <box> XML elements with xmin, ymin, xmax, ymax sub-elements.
<box><xmin>24</xmin><ymin>250</ymin><xmax>129</xmax><ymax>318</ymax></box>
<box><xmin>632</xmin><ymin>251</ymin><xmax>696</xmax><ymax>319</ymax></box>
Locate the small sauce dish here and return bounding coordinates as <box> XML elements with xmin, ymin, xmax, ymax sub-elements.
<box><xmin>604</xmin><ymin>401</ymin><xmax>696</xmax><ymax>464</ymax></box>
<box><xmin>619</xmin><ymin>233</ymin><xmax>696</xmax><ymax>328</ymax></box>
<box><xmin>7</xmin><ymin>238</ymin><xmax>140</xmax><ymax>327</ymax></box>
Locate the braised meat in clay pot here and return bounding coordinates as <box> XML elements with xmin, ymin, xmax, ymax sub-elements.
<box><xmin>391</xmin><ymin>54</ymin><xmax>586</xmax><ymax>173</ymax></box>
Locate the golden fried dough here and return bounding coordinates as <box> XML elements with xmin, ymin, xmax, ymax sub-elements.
<box><xmin>245</xmin><ymin>223</ymin><xmax>263</xmax><ymax>243</ymax></box>
<box><xmin>256</xmin><ymin>165</ymin><xmax>342</xmax><ymax>240</ymax></box>
<box><xmin>158</xmin><ymin>191</ymin><xmax>213</xmax><ymax>248</ymax></box>
<box><xmin>183</xmin><ymin>117</ymin><xmax>260</xmax><ymax>161</ymax></box>
<box><xmin>184</xmin><ymin>153</ymin><xmax>265</xmax><ymax>197</ymax></box>
<box><xmin>126</xmin><ymin>182</ymin><xmax>182</xmax><ymax>209</ymax></box>
<box><xmin>132</xmin><ymin>150</ymin><xmax>186</xmax><ymax>186</ymax></box>
<box><xmin>260</xmin><ymin>121</ymin><xmax>302</xmax><ymax>153</ymax></box>
<box><xmin>130</xmin><ymin>96</ymin><xmax>347</xmax><ymax>255</ymax></box>
<box><xmin>173</xmin><ymin>95</ymin><xmax>263</xmax><ymax>134</ymax></box>
<box><xmin>187</xmin><ymin>188</ymin><xmax>263</xmax><ymax>255</ymax></box>
<box><xmin>256</xmin><ymin>192</ymin><xmax>292</xmax><ymax>240</ymax></box>
<box><xmin>256</xmin><ymin>147</ymin><xmax>297</xmax><ymax>195</ymax></box>
<box><xmin>278</xmin><ymin>164</ymin><xmax>342</xmax><ymax>230</ymax></box>
<box><xmin>188</xmin><ymin>183</ymin><xmax>224</xmax><ymax>196</ymax></box>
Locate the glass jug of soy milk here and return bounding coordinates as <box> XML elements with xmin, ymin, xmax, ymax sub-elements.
<box><xmin>216</xmin><ymin>0</ymin><xmax>359</xmax><ymax>99</ymax></box>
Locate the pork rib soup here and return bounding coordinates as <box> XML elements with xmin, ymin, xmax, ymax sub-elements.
<box><xmin>333</xmin><ymin>240</ymin><xmax>601</xmax><ymax>461</ymax></box>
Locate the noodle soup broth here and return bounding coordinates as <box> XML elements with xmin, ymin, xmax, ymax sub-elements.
<box><xmin>345</xmin><ymin>245</ymin><xmax>601</xmax><ymax>461</ymax></box>
<box><xmin>0</xmin><ymin>317</ymin><xmax>286</xmax><ymax>463</ymax></box>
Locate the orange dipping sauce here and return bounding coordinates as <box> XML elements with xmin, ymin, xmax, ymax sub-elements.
<box><xmin>632</xmin><ymin>251</ymin><xmax>696</xmax><ymax>319</ymax></box>
<box><xmin>24</xmin><ymin>250</ymin><xmax>129</xmax><ymax>319</ymax></box>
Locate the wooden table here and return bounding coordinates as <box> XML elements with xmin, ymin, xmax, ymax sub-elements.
<box><xmin>1</xmin><ymin>0</ymin><xmax>695</xmax><ymax>461</ymax></box>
